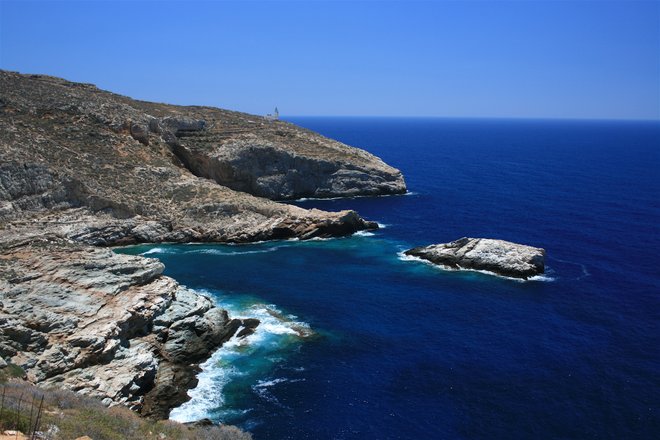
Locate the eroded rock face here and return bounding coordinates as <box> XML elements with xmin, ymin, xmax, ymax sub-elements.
<box><xmin>0</xmin><ymin>237</ymin><xmax>241</xmax><ymax>415</ymax></box>
<box><xmin>405</xmin><ymin>237</ymin><xmax>545</xmax><ymax>279</ymax></box>
<box><xmin>171</xmin><ymin>131</ymin><xmax>406</xmax><ymax>200</ymax></box>
<box><xmin>0</xmin><ymin>70</ymin><xmax>385</xmax><ymax>242</ymax></box>
<box><xmin>0</xmin><ymin>70</ymin><xmax>405</xmax><ymax>213</ymax></box>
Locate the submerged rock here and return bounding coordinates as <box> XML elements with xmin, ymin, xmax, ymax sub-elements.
<box><xmin>405</xmin><ymin>237</ymin><xmax>545</xmax><ymax>279</ymax></box>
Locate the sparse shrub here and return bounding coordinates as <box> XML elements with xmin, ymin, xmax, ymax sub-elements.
<box><xmin>0</xmin><ymin>381</ymin><xmax>252</xmax><ymax>439</ymax></box>
<box><xmin>195</xmin><ymin>424</ymin><xmax>254</xmax><ymax>440</ymax></box>
<box><xmin>45</xmin><ymin>387</ymin><xmax>105</xmax><ymax>410</ymax></box>
<box><xmin>0</xmin><ymin>363</ymin><xmax>25</xmax><ymax>383</ymax></box>
<box><xmin>0</xmin><ymin>407</ymin><xmax>32</xmax><ymax>433</ymax></box>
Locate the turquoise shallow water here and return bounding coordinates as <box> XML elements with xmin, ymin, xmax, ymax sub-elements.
<box><xmin>118</xmin><ymin>118</ymin><xmax>660</xmax><ymax>439</ymax></box>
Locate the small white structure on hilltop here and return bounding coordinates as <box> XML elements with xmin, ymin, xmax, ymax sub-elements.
<box><xmin>265</xmin><ymin>107</ymin><xmax>279</xmax><ymax>121</ymax></box>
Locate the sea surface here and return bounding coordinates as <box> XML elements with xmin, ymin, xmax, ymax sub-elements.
<box><xmin>118</xmin><ymin>118</ymin><xmax>660</xmax><ymax>439</ymax></box>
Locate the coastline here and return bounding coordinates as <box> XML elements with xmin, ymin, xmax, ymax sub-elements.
<box><xmin>283</xmin><ymin>190</ymin><xmax>416</xmax><ymax>203</ymax></box>
<box><xmin>0</xmin><ymin>70</ymin><xmax>406</xmax><ymax>423</ymax></box>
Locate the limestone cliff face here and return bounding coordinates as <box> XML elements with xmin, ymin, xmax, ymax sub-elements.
<box><xmin>0</xmin><ymin>71</ymin><xmax>394</xmax><ymax>243</ymax></box>
<box><xmin>0</xmin><ymin>236</ymin><xmax>250</xmax><ymax>417</ymax></box>
<box><xmin>0</xmin><ymin>70</ymin><xmax>406</xmax><ymax>418</ymax></box>
<box><xmin>0</xmin><ymin>70</ymin><xmax>406</xmax><ymax>209</ymax></box>
<box><xmin>169</xmin><ymin>124</ymin><xmax>406</xmax><ymax>200</ymax></box>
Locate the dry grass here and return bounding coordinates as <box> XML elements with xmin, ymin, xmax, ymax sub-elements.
<box><xmin>0</xmin><ymin>381</ymin><xmax>251</xmax><ymax>440</ymax></box>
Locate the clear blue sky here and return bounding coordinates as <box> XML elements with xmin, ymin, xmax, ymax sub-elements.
<box><xmin>1</xmin><ymin>0</ymin><xmax>658</xmax><ymax>119</ymax></box>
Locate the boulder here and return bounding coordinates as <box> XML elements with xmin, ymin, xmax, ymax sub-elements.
<box><xmin>130</xmin><ymin>123</ymin><xmax>150</xmax><ymax>145</ymax></box>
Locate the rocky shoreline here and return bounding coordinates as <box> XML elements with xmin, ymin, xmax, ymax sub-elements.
<box><xmin>0</xmin><ymin>70</ymin><xmax>406</xmax><ymax>419</ymax></box>
<box><xmin>1</xmin><ymin>235</ymin><xmax>245</xmax><ymax>418</ymax></box>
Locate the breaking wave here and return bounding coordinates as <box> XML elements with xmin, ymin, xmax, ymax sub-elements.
<box><xmin>169</xmin><ymin>298</ymin><xmax>312</xmax><ymax>423</ymax></box>
<box><xmin>140</xmin><ymin>247</ymin><xmax>170</xmax><ymax>255</ymax></box>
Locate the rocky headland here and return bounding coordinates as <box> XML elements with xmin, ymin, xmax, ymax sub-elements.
<box><xmin>0</xmin><ymin>71</ymin><xmax>406</xmax><ymax>418</ymax></box>
<box><xmin>405</xmin><ymin>237</ymin><xmax>545</xmax><ymax>279</ymax></box>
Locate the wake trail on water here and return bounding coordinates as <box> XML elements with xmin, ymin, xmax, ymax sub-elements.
<box><xmin>548</xmin><ymin>257</ymin><xmax>591</xmax><ymax>280</ymax></box>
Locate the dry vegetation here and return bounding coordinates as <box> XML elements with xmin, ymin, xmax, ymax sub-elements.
<box><xmin>0</xmin><ymin>374</ymin><xmax>251</xmax><ymax>440</ymax></box>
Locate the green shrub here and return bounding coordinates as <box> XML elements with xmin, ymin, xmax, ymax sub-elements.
<box><xmin>0</xmin><ymin>363</ymin><xmax>25</xmax><ymax>383</ymax></box>
<box><xmin>0</xmin><ymin>407</ymin><xmax>32</xmax><ymax>433</ymax></box>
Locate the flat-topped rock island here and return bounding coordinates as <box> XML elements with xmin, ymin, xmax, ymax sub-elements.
<box><xmin>404</xmin><ymin>237</ymin><xmax>546</xmax><ymax>279</ymax></box>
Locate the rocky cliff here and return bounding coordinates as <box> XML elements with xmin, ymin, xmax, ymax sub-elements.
<box><xmin>0</xmin><ymin>70</ymin><xmax>406</xmax><ymax>418</ymax></box>
<box><xmin>0</xmin><ymin>71</ymin><xmax>405</xmax><ymax>208</ymax></box>
<box><xmin>0</xmin><ymin>234</ymin><xmax>251</xmax><ymax>418</ymax></box>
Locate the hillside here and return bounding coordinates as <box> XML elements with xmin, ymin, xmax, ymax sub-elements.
<box><xmin>0</xmin><ymin>70</ymin><xmax>406</xmax><ymax>424</ymax></box>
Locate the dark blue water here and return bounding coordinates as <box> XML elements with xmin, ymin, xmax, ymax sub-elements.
<box><xmin>119</xmin><ymin>118</ymin><xmax>660</xmax><ymax>439</ymax></box>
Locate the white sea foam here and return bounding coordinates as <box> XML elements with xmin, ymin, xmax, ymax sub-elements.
<box><xmin>353</xmin><ymin>230</ymin><xmax>375</xmax><ymax>237</ymax></box>
<box><xmin>396</xmin><ymin>251</ymin><xmax>426</xmax><ymax>263</ymax></box>
<box><xmin>293</xmin><ymin>196</ymin><xmax>343</xmax><ymax>202</ymax></box>
<box><xmin>169</xmin><ymin>345</ymin><xmax>235</xmax><ymax>422</ymax></box>
<box><xmin>252</xmin><ymin>377</ymin><xmax>305</xmax><ymax>407</ymax></box>
<box><xmin>184</xmin><ymin>247</ymin><xmax>279</xmax><ymax>256</ymax></box>
<box><xmin>376</xmin><ymin>222</ymin><xmax>389</xmax><ymax>229</ymax></box>
<box><xmin>527</xmin><ymin>274</ymin><xmax>556</xmax><ymax>282</ymax></box>
<box><xmin>254</xmin><ymin>377</ymin><xmax>289</xmax><ymax>389</ymax></box>
<box><xmin>169</xmin><ymin>300</ymin><xmax>312</xmax><ymax>422</ymax></box>
<box><xmin>240</xmin><ymin>304</ymin><xmax>313</xmax><ymax>339</ymax></box>
<box><xmin>251</xmin><ymin>384</ymin><xmax>283</xmax><ymax>406</ymax></box>
<box><xmin>140</xmin><ymin>247</ymin><xmax>168</xmax><ymax>255</ymax></box>
<box><xmin>292</xmin><ymin>191</ymin><xmax>414</xmax><ymax>202</ymax></box>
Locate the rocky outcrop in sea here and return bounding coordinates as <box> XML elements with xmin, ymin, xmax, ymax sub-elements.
<box><xmin>0</xmin><ymin>70</ymin><xmax>407</xmax><ymax>417</ymax></box>
<box><xmin>405</xmin><ymin>237</ymin><xmax>545</xmax><ymax>279</ymax></box>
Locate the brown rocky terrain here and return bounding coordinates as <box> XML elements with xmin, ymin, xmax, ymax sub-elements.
<box><xmin>0</xmin><ymin>71</ymin><xmax>406</xmax><ymax>420</ymax></box>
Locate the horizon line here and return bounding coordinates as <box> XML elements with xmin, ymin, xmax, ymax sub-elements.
<box><xmin>281</xmin><ymin>115</ymin><xmax>660</xmax><ymax>122</ymax></box>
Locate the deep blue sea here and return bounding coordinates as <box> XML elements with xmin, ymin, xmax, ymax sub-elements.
<box><xmin>119</xmin><ymin>118</ymin><xmax>660</xmax><ymax>439</ymax></box>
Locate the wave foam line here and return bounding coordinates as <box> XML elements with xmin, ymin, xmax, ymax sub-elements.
<box><xmin>140</xmin><ymin>247</ymin><xmax>169</xmax><ymax>255</ymax></box>
<box><xmin>184</xmin><ymin>247</ymin><xmax>279</xmax><ymax>256</ymax></box>
<box><xmin>291</xmin><ymin>191</ymin><xmax>414</xmax><ymax>202</ymax></box>
<box><xmin>169</xmin><ymin>301</ymin><xmax>312</xmax><ymax>423</ymax></box>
